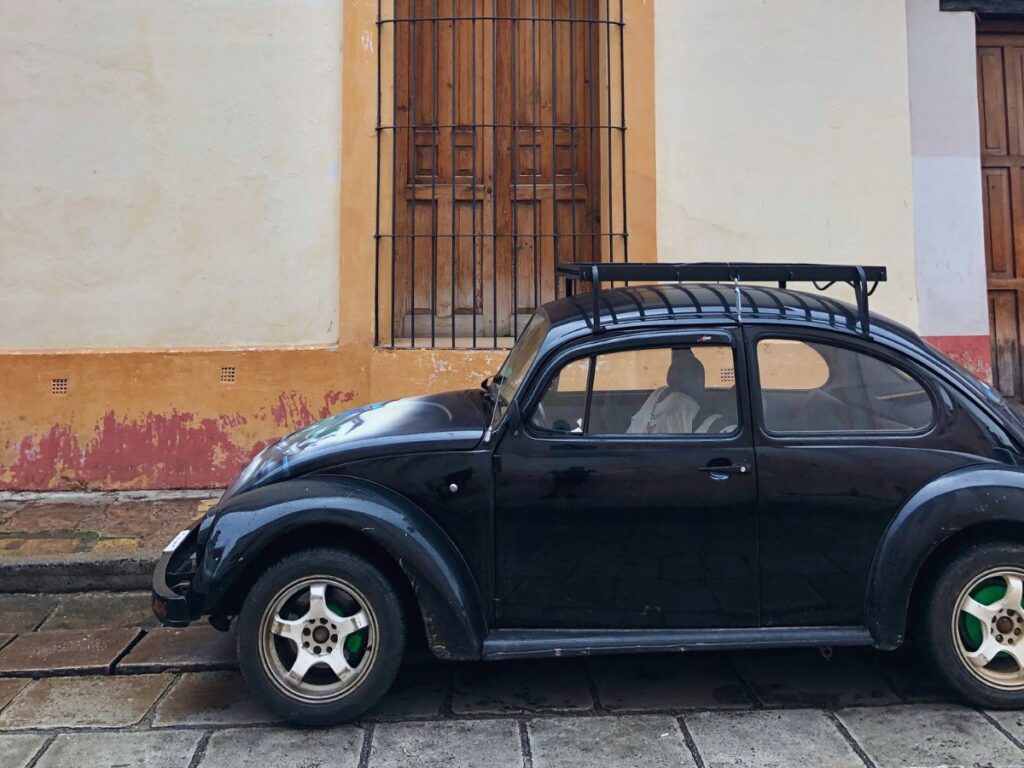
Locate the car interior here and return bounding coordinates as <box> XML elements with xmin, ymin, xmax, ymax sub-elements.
<box><xmin>530</xmin><ymin>338</ymin><xmax>934</xmax><ymax>436</ymax></box>
<box><xmin>530</xmin><ymin>345</ymin><xmax>739</xmax><ymax>435</ymax></box>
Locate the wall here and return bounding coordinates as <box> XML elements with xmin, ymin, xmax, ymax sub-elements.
<box><xmin>905</xmin><ymin>0</ymin><xmax>991</xmax><ymax>379</ymax></box>
<box><xmin>654</xmin><ymin>0</ymin><xmax>919</xmax><ymax>327</ymax></box>
<box><xmin>0</xmin><ymin>0</ymin><xmax>342</xmax><ymax>350</ymax></box>
<box><xmin>0</xmin><ymin>0</ymin><xmax>657</xmax><ymax>490</ymax></box>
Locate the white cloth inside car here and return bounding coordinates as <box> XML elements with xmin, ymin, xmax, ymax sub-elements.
<box><xmin>627</xmin><ymin>387</ymin><xmax>724</xmax><ymax>434</ymax></box>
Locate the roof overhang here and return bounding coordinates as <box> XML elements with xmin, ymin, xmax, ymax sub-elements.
<box><xmin>941</xmin><ymin>0</ymin><xmax>1024</xmax><ymax>12</ymax></box>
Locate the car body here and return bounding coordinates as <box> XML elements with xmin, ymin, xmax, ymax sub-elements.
<box><xmin>154</xmin><ymin>263</ymin><xmax>1024</xmax><ymax>723</ymax></box>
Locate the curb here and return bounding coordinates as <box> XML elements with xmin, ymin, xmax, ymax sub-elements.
<box><xmin>0</xmin><ymin>553</ymin><xmax>158</xmax><ymax>593</ymax></box>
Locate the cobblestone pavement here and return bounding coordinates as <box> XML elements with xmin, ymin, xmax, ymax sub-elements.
<box><xmin>0</xmin><ymin>595</ymin><xmax>1022</xmax><ymax>766</ymax></box>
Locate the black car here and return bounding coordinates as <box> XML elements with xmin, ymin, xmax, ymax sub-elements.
<box><xmin>154</xmin><ymin>262</ymin><xmax>1024</xmax><ymax>725</ymax></box>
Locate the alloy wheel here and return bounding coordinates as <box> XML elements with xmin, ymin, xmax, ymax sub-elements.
<box><xmin>257</xmin><ymin>575</ymin><xmax>379</xmax><ymax>703</ymax></box>
<box><xmin>953</xmin><ymin>567</ymin><xmax>1024</xmax><ymax>691</ymax></box>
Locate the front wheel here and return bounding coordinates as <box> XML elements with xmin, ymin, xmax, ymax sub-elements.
<box><xmin>236</xmin><ymin>548</ymin><xmax>405</xmax><ymax>725</ymax></box>
<box><xmin>923</xmin><ymin>541</ymin><xmax>1024</xmax><ymax>709</ymax></box>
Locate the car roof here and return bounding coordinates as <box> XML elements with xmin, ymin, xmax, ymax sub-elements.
<box><xmin>541</xmin><ymin>283</ymin><xmax>918</xmax><ymax>343</ymax></box>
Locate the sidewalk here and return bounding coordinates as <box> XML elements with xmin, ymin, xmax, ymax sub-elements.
<box><xmin>0</xmin><ymin>589</ymin><xmax>1022</xmax><ymax>767</ymax></box>
<box><xmin>0</xmin><ymin>492</ymin><xmax>220</xmax><ymax>592</ymax></box>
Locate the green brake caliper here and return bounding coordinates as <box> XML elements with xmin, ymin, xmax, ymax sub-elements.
<box><xmin>963</xmin><ymin>583</ymin><xmax>1010</xmax><ymax>658</ymax></box>
<box><xmin>329</xmin><ymin>601</ymin><xmax>368</xmax><ymax>660</ymax></box>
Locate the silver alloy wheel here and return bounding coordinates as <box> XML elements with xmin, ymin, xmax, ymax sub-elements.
<box><xmin>257</xmin><ymin>575</ymin><xmax>379</xmax><ymax>703</ymax></box>
<box><xmin>953</xmin><ymin>567</ymin><xmax>1024</xmax><ymax>691</ymax></box>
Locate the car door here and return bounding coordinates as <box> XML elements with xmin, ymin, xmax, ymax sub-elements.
<box><xmin>492</xmin><ymin>329</ymin><xmax>759</xmax><ymax>629</ymax></box>
<box><xmin>748</xmin><ymin>328</ymin><xmax>1002</xmax><ymax>628</ymax></box>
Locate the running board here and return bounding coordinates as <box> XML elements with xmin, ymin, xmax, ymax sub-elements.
<box><xmin>482</xmin><ymin>626</ymin><xmax>874</xmax><ymax>660</ymax></box>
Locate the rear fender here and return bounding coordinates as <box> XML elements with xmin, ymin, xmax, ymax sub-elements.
<box><xmin>866</xmin><ymin>465</ymin><xmax>1024</xmax><ymax>648</ymax></box>
<box><xmin>197</xmin><ymin>477</ymin><xmax>487</xmax><ymax>660</ymax></box>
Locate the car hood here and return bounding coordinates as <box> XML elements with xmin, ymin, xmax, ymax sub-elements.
<box><xmin>222</xmin><ymin>389</ymin><xmax>490</xmax><ymax>500</ymax></box>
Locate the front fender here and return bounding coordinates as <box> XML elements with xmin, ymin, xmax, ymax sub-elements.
<box><xmin>866</xmin><ymin>464</ymin><xmax>1024</xmax><ymax>648</ymax></box>
<box><xmin>196</xmin><ymin>477</ymin><xmax>487</xmax><ymax>660</ymax></box>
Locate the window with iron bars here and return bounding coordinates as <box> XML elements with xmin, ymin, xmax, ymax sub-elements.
<box><xmin>374</xmin><ymin>0</ymin><xmax>627</xmax><ymax>348</ymax></box>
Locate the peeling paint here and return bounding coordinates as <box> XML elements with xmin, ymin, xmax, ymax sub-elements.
<box><xmin>923</xmin><ymin>335</ymin><xmax>992</xmax><ymax>384</ymax></box>
<box><xmin>1</xmin><ymin>390</ymin><xmax>357</xmax><ymax>491</ymax></box>
<box><xmin>267</xmin><ymin>390</ymin><xmax>356</xmax><ymax>429</ymax></box>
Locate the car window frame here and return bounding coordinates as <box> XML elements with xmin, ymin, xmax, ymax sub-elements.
<box><xmin>520</xmin><ymin>328</ymin><xmax>748</xmax><ymax>443</ymax></box>
<box><xmin>746</xmin><ymin>327</ymin><xmax>941</xmax><ymax>442</ymax></box>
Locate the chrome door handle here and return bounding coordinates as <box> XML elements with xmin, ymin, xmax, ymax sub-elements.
<box><xmin>698</xmin><ymin>463</ymin><xmax>751</xmax><ymax>480</ymax></box>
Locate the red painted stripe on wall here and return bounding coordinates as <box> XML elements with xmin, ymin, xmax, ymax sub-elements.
<box><xmin>922</xmin><ymin>335</ymin><xmax>992</xmax><ymax>384</ymax></box>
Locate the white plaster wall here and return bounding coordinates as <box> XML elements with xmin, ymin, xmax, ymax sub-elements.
<box><xmin>906</xmin><ymin>0</ymin><xmax>988</xmax><ymax>337</ymax></box>
<box><xmin>654</xmin><ymin>0</ymin><xmax>919</xmax><ymax>327</ymax></box>
<box><xmin>0</xmin><ymin>0</ymin><xmax>342</xmax><ymax>350</ymax></box>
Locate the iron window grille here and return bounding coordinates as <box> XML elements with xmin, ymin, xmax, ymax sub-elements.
<box><xmin>375</xmin><ymin>0</ymin><xmax>628</xmax><ymax>348</ymax></box>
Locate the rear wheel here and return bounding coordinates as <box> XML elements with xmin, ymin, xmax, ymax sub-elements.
<box><xmin>923</xmin><ymin>541</ymin><xmax>1024</xmax><ymax>708</ymax></box>
<box><xmin>237</xmin><ymin>548</ymin><xmax>405</xmax><ymax>725</ymax></box>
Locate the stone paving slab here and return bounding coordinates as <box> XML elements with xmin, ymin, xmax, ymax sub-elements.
<box><xmin>589</xmin><ymin>653</ymin><xmax>751</xmax><ymax>712</ymax></box>
<box><xmin>0</xmin><ymin>594</ymin><xmax>57</xmax><ymax>633</ymax></box>
<box><xmin>529</xmin><ymin>715</ymin><xmax>696</xmax><ymax>768</ymax></box>
<box><xmin>0</xmin><ymin>627</ymin><xmax>141</xmax><ymax>676</ymax></box>
<box><xmin>0</xmin><ymin>497</ymin><xmax>214</xmax><ymax>591</ymax></box>
<box><xmin>987</xmin><ymin>709</ymin><xmax>1024</xmax><ymax>743</ymax></box>
<box><xmin>0</xmin><ymin>635</ymin><xmax>13</xmax><ymax>652</ymax></box>
<box><xmin>730</xmin><ymin>649</ymin><xmax>901</xmax><ymax>708</ymax></box>
<box><xmin>153</xmin><ymin>671</ymin><xmax>278</xmax><ymax>727</ymax></box>
<box><xmin>366</xmin><ymin>662</ymin><xmax>449</xmax><ymax>720</ymax></box>
<box><xmin>0</xmin><ymin>679</ymin><xmax>30</xmax><ymax>712</ymax></box>
<box><xmin>370</xmin><ymin>719</ymin><xmax>522</xmax><ymax>768</ymax></box>
<box><xmin>118</xmin><ymin>625</ymin><xmax>237</xmax><ymax>673</ymax></box>
<box><xmin>452</xmin><ymin>659</ymin><xmax>593</xmax><ymax>715</ymax></box>
<box><xmin>0</xmin><ymin>674</ymin><xmax>174</xmax><ymax>729</ymax></box>
<box><xmin>838</xmin><ymin>704</ymin><xmax>1024</xmax><ymax>768</ymax></box>
<box><xmin>868</xmin><ymin>648</ymin><xmax>953</xmax><ymax>703</ymax></box>
<box><xmin>688</xmin><ymin>708</ymin><xmax>864</xmax><ymax>768</ymax></box>
<box><xmin>685</xmin><ymin>709</ymin><xmax>864</xmax><ymax>768</ymax></box>
<box><xmin>200</xmin><ymin>726</ymin><xmax>365</xmax><ymax>768</ymax></box>
<box><xmin>0</xmin><ymin>734</ymin><xmax>46</xmax><ymax>768</ymax></box>
<box><xmin>40</xmin><ymin>591</ymin><xmax>157</xmax><ymax>631</ymax></box>
<box><xmin>35</xmin><ymin>730</ymin><xmax>203</xmax><ymax>768</ymax></box>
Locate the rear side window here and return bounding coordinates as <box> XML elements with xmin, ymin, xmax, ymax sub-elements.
<box><xmin>757</xmin><ymin>339</ymin><xmax>934</xmax><ymax>434</ymax></box>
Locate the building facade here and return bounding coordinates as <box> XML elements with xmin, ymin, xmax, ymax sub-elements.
<box><xmin>0</xmin><ymin>0</ymin><xmax>1012</xmax><ymax>489</ymax></box>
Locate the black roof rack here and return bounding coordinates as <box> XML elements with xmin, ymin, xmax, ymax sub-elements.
<box><xmin>556</xmin><ymin>262</ymin><xmax>887</xmax><ymax>336</ymax></box>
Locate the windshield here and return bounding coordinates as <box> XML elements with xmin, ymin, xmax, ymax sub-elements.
<box><xmin>489</xmin><ymin>311</ymin><xmax>550</xmax><ymax>429</ymax></box>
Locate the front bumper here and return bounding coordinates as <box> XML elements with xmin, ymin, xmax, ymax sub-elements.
<box><xmin>152</xmin><ymin>524</ymin><xmax>201</xmax><ymax>627</ymax></box>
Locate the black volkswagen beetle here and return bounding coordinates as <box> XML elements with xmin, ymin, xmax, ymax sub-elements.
<box><xmin>154</xmin><ymin>263</ymin><xmax>1024</xmax><ymax>725</ymax></box>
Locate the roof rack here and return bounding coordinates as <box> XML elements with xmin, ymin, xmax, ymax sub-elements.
<box><xmin>556</xmin><ymin>262</ymin><xmax>887</xmax><ymax>336</ymax></box>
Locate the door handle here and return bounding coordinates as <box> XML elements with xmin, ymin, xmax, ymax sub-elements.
<box><xmin>698</xmin><ymin>463</ymin><xmax>751</xmax><ymax>480</ymax></box>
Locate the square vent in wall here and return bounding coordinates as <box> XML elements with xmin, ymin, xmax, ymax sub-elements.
<box><xmin>51</xmin><ymin>378</ymin><xmax>69</xmax><ymax>395</ymax></box>
<box><xmin>220</xmin><ymin>366</ymin><xmax>236</xmax><ymax>384</ymax></box>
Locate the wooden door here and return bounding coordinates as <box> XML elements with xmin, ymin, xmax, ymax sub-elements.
<box><xmin>978</xmin><ymin>27</ymin><xmax>1024</xmax><ymax>398</ymax></box>
<box><xmin>392</xmin><ymin>0</ymin><xmax>601</xmax><ymax>342</ymax></box>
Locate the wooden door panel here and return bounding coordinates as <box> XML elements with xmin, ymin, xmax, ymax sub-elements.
<box><xmin>392</xmin><ymin>0</ymin><xmax>600</xmax><ymax>338</ymax></box>
<box><xmin>990</xmin><ymin>290</ymin><xmax>1022</xmax><ymax>398</ymax></box>
<box><xmin>984</xmin><ymin>168</ymin><xmax>1015</xmax><ymax>278</ymax></box>
<box><xmin>979</xmin><ymin>31</ymin><xmax>1024</xmax><ymax>399</ymax></box>
<box><xmin>979</xmin><ymin>47</ymin><xmax>1009</xmax><ymax>156</ymax></box>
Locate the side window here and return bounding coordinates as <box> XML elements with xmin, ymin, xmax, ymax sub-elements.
<box><xmin>531</xmin><ymin>344</ymin><xmax>739</xmax><ymax>436</ymax></box>
<box><xmin>756</xmin><ymin>338</ymin><xmax>934</xmax><ymax>434</ymax></box>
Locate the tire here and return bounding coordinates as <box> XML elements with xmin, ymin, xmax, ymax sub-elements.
<box><xmin>923</xmin><ymin>540</ymin><xmax>1024</xmax><ymax>709</ymax></box>
<box><xmin>236</xmin><ymin>548</ymin><xmax>406</xmax><ymax>725</ymax></box>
